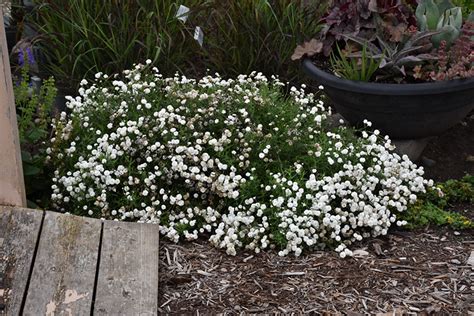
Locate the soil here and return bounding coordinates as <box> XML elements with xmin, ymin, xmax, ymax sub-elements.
<box><xmin>422</xmin><ymin>112</ymin><xmax>474</xmax><ymax>183</ymax></box>
<box><xmin>158</xmin><ymin>115</ymin><xmax>474</xmax><ymax>315</ymax></box>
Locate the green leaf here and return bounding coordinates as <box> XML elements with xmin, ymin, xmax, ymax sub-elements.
<box><xmin>23</xmin><ymin>164</ymin><xmax>42</xmax><ymax>176</ymax></box>
<box><xmin>21</xmin><ymin>150</ymin><xmax>33</xmax><ymax>163</ymax></box>
<box><xmin>468</xmin><ymin>12</ymin><xmax>474</xmax><ymax>22</ymax></box>
<box><xmin>436</xmin><ymin>0</ymin><xmax>455</xmax><ymax>13</ymax></box>
<box><xmin>416</xmin><ymin>0</ymin><xmax>441</xmax><ymax>31</ymax></box>
<box><xmin>27</xmin><ymin>199</ymin><xmax>40</xmax><ymax>209</ymax></box>
<box><xmin>26</xmin><ymin>128</ymin><xmax>47</xmax><ymax>143</ymax></box>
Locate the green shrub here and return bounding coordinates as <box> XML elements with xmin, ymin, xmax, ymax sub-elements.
<box><xmin>48</xmin><ymin>64</ymin><xmax>432</xmax><ymax>257</ymax></box>
<box><xmin>402</xmin><ymin>175</ymin><xmax>474</xmax><ymax>229</ymax></box>
<box><xmin>203</xmin><ymin>0</ymin><xmax>326</xmax><ymax>83</ymax></box>
<box><xmin>31</xmin><ymin>0</ymin><xmax>207</xmax><ymax>91</ymax></box>
<box><xmin>29</xmin><ymin>0</ymin><xmax>326</xmax><ymax>90</ymax></box>
<box><xmin>14</xmin><ymin>65</ymin><xmax>57</xmax><ymax>208</ymax></box>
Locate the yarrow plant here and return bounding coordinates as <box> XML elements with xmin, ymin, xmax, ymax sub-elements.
<box><xmin>48</xmin><ymin>62</ymin><xmax>432</xmax><ymax>257</ymax></box>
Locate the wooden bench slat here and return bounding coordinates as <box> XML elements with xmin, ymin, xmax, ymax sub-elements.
<box><xmin>0</xmin><ymin>207</ymin><xmax>43</xmax><ymax>315</ymax></box>
<box><xmin>94</xmin><ymin>221</ymin><xmax>159</xmax><ymax>315</ymax></box>
<box><xmin>23</xmin><ymin>211</ymin><xmax>101</xmax><ymax>315</ymax></box>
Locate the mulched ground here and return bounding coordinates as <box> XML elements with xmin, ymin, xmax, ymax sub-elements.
<box><xmin>158</xmin><ymin>114</ymin><xmax>474</xmax><ymax>315</ymax></box>
<box><xmin>158</xmin><ymin>228</ymin><xmax>473</xmax><ymax>315</ymax></box>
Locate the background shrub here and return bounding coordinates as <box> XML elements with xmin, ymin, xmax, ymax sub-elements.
<box><xmin>14</xmin><ymin>63</ymin><xmax>57</xmax><ymax>208</ymax></box>
<box><xmin>402</xmin><ymin>175</ymin><xmax>473</xmax><ymax>229</ymax></box>
<box><xmin>28</xmin><ymin>0</ymin><xmax>326</xmax><ymax>91</ymax></box>
<box><xmin>30</xmin><ymin>0</ymin><xmax>207</xmax><ymax>92</ymax></box>
<box><xmin>203</xmin><ymin>0</ymin><xmax>325</xmax><ymax>83</ymax></box>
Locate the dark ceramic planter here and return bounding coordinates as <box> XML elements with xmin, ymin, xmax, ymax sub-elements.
<box><xmin>302</xmin><ymin>58</ymin><xmax>474</xmax><ymax>139</ymax></box>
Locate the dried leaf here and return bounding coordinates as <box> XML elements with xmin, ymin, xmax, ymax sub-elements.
<box><xmin>385</xmin><ymin>22</ymin><xmax>407</xmax><ymax>42</ymax></box>
<box><xmin>423</xmin><ymin>305</ymin><xmax>441</xmax><ymax>314</ymax></box>
<box><xmin>376</xmin><ymin>307</ymin><xmax>406</xmax><ymax>316</ymax></box>
<box><xmin>372</xmin><ymin>242</ymin><xmax>383</xmax><ymax>256</ymax></box>
<box><xmin>467</xmin><ymin>250</ymin><xmax>474</xmax><ymax>266</ymax></box>
<box><xmin>368</xmin><ymin>0</ymin><xmax>378</xmax><ymax>12</ymax></box>
<box><xmin>353</xmin><ymin>249</ymin><xmax>370</xmax><ymax>257</ymax></box>
<box><xmin>291</xmin><ymin>39</ymin><xmax>323</xmax><ymax>61</ymax></box>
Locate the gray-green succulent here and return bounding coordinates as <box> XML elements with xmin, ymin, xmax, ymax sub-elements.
<box><xmin>343</xmin><ymin>31</ymin><xmax>438</xmax><ymax>80</ymax></box>
<box><xmin>416</xmin><ymin>0</ymin><xmax>463</xmax><ymax>47</ymax></box>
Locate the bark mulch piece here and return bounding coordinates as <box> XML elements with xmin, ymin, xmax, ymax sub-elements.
<box><xmin>158</xmin><ymin>228</ymin><xmax>474</xmax><ymax>315</ymax></box>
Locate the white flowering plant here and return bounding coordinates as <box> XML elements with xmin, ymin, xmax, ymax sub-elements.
<box><xmin>48</xmin><ymin>62</ymin><xmax>432</xmax><ymax>257</ymax></box>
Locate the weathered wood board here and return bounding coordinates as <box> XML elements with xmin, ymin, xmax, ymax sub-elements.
<box><xmin>0</xmin><ymin>14</ymin><xmax>26</xmax><ymax>207</ymax></box>
<box><xmin>94</xmin><ymin>221</ymin><xmax>159</xmax><ymax>315</ymax></box>
<box><xmin>23</xmin><ymin>211</ymin><xmax>101</xmax><ymax>315</ymax></box>
<box><xmin>0</xmin><ymin>207</ymin><xmax>43</xmax><ymax>315</ymax></box>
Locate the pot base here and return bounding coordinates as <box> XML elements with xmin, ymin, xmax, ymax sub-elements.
<box><xmin>392</xmin><ymin>138</ymin><xmax>432</xmax><ymax>161</ymax></box>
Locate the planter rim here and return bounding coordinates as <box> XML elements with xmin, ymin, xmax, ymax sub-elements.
<box><xmin>302</xmin><ymin>58</ymin><xmax>474</xmax><ymax>95</ymax></box>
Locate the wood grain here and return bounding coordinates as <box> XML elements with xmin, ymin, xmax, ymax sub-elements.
<box><xmin>94</xmin><ymin>221</ymin><xmax>159</xmax><ymax>315</ymax></box>
<box><xmin>0</xmin><ymin>207</ymin><xmax>43</xmax><ymax>315</ymax></box>
<box><xmin>23</xmin><ymin>211</ymin><xmax>101</xmax><ymax>316</ymax></box>
<box><xmin>0</xmin><ymin>14</ymin><xmax>26</xmax><ymax>207</ymax></box>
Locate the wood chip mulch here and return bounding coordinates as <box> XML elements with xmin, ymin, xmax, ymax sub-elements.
<box><xmin>158</xmin><ymin>228</ymin><xmax>474</xmax><ymax>315</ymax></box>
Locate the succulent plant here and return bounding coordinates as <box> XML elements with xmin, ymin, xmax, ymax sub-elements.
<box><xmin>416</xmin><ymin>0</ymin><xmax>463</xmax><ymax>46</ymax></box>
<box><xmin>416</xmin><ymin>0</ymin><xmax>441</xmax><ymax>31</ymax></box>
<box><xmin>432</xmin><ymin>7</ymin><xmax>463</xmax><ymax>46</ymax></box>
<box><xmin>344</xmin><ymin>31</ymin><xmax>438</xmax><ymax>80</ymax></box>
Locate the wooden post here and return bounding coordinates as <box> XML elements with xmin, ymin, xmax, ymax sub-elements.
<box><xmin>0</xmin><ymin>13</ymin><xmax>26</xmax><ymax>207</ymax></box>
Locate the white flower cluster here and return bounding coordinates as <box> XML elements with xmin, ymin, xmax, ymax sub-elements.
<box><xmin>49</xmin><ymin>63</ymin><xmax>432</xmax><ymax>257</ymax></box>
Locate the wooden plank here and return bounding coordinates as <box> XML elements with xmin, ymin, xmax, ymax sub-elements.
<box><xmin>94</xmin><ymin>221</ymin><xmax>159</xmax><ymax>315</ymax></box>
<box><xmin>23</xmin><ymin>211</ymin><xmax>101</xmax><ymax>315</ymax></box>
<box><xmin>0</xmin><ymin>207</ymin><xmax>43</xmax><ymax>316</ymax></box>
<box><xmin>0</xmin><ymin>14</ymin><xmax>26</xmax><ymax>207</ymax></box>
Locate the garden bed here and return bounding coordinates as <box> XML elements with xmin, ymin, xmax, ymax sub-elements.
<box><xmin>5</xmin><ymin>1</ymin><xmax>473</xmax><ymax>313</ymax></box>
<box><xmin>158</xmin><ymin>227</ymin><xmax>473</xmax><ymax>314</ymax></box>
<box><xmin>157</xmin><ymin>115</ymin><xmax>474</xmax><ymax>314</ymax></box>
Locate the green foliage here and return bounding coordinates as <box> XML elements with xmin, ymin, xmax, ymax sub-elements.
<box><xmin>432</xmin><ymin>7</ymin><xmax>463</xmax><ymax>46</ymax></box>
<box><xmin>416</xmin><ymin>0</ymin><xmax>442</xmax><ymax>31</ymax></box>
<box><xmin>47</xmin><ymin>66</ymin><xmax>431</xmax><ymax>256</ymax></box>
<box><xmin>344</xmin><ymin>32</ymin><xmax>438</xmax><ymax>81</ymax></box>
<box><xmin>402</xmin><ymin>201</ymin><xmax>472</xmax><ymax>229</ymax></box>
<box><xmin>204</xmin><ymin>0</ymin><xmax>325</xmax><ymax>83</ymax></box>
<box><xmin>436</xmin><ymin>175</ymin><xmax>474</xmax><ymax>204</ymax></box>
<box><xmin>30</xmin><ymin>0</ymin><xmax>207</xmax><ymax>91</ymax></box>
<box><xmin>402</xmin><ymin>175</ymin><xmax>474</xmax><ymax>229</ymax></box>
<box><xmin>14</xmin><ymin>66</ymin><xmax>57</xmax><ymax>208</ymax></box>
<box><xmin>29</xmin><ymin>0</ymin><xmax>326</xmax><ymax>90</ymax></box>
<box><xmin>329</xmin><ymin>44</ymin><xmax>381</xmax><ymax>81</ymax></box>
<box><xmin>451</xmin><ymin>0</ymin><xmax>474</xmax><ymax>17</ymax></box>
